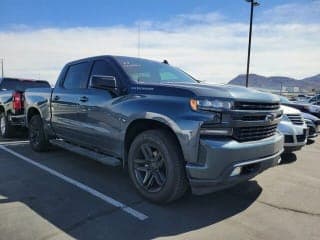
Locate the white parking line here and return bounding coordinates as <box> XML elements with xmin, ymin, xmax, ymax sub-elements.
<box><xmin>0</xmin><ymin>140</ymin><xmax>29</xmax><ymax>146</ymax></box>
<box><xmin>0</xmin><ymin>145</ymin><xmax>148</xmax><ymax>221</ymax></box>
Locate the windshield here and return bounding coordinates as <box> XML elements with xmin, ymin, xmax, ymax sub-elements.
<box><xmin>115</xmin><ymin>57</ymin><xmax>198</xmax><ymax>84</ymax></box>
<box><xmin>280</xmin><ymin>96</ymin><xmax>291</xmax><ymax>104</ymax></box>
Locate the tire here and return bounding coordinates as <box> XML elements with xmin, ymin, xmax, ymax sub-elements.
<box><xmin>0</xmin><ymin>113</ymin><xmax>14</xmax><ymax>138</ymax></box>
<box><xmin>29</xmin><ymin>115</ymin><xmax>49</xmax><ymax>152</ymax></box>
<box><xmin>128</xmin><ymin>129</ymin><xmax>187</xmax><ymax>203</ymax></box>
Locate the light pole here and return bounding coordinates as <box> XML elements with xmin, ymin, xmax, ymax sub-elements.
<box><xmin>245</xmin><ymin>0</ymin><xmax>259</xmax><ymax>88</ymax></box>
<box><xmin>0</xmin><ymin>58</ymin><xmax>3</xmax><ymax>78</ymax></box>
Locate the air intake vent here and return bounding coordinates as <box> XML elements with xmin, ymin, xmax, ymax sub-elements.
<box><xmin>233</xmin><ymin>124</ymin><xmax>278</xmax><ymax>142</ymax></box>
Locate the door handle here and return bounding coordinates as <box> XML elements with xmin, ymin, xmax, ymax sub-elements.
<box><xmin>79</xmin><ymin>96</ymin><xmax>89</xmax><ymax>102</ymax></box>
<box><xmin>53</xmin><ymin>95</ymin><xmax>60</xmax><ymax>101</ymax></box>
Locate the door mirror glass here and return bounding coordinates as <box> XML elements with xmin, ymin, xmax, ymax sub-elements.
<box><xmin>90</xmin><ymin>75</ymin><xmax>117</xmax><ymax>90</ymax></box>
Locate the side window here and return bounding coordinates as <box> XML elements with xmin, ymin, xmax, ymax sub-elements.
<box><xmin>63</xmin><ymin>62</ymin><xmax>91</xmax><ymax>89</ymax></box>
<box><xmin>160</xmin><ymin>71</ymin><xmax>179</xmax><ymax>82</ymax></box>
<box><xmin>90</xmin><ymin>60</ymin><xmax>116</xmax><ymax>78</ymax></box>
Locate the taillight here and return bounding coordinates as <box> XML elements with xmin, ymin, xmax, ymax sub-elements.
<box><xmin>12</xmin><ymin>92</ymin><xmax>23</xmax><ymax>112</ymax></box>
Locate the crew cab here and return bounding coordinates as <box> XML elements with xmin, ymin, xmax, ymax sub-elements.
<box><xmin>24</xmin><ymin>56</ymin><xmax>284</xmax><ymax>203</ymax></box>
<box><xmin>0</xmin><ymin>77</ymin><xmax>50</xmax><ymax>137</ymax></box>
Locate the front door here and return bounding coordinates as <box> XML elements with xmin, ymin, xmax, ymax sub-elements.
<box><xmin>77</xmin><ymin>60</ymin><xmax>123</xmax><ymax>156</ymax></box>
<box><xmin>51</xmin><ymin>61</ymin><xmax>92</xmax><ymax>145</ymax></box>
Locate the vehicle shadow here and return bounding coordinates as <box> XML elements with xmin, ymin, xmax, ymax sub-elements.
<box><xmin>307</xmin><ymin>139</ymin><xmax>315</xmax><ymax>145</ymax></box>
<box><xmin>0</xmin><ymin>128</ymin><xmax>28</xmax><ymax>140</ymax></box>
<box><xmin>0</xmin><ymin>178</ymin><xmax>262</xmax><ymax>239</ymax></box>
<box><xmin>131</xmin><ymin>181</ymin><xmax>263</xmax><ymax>240</ymax></box>
<box><xmin>280</xmin><ymin>152</ymin><xmax>297</xmax><ymax>165</ymax></box>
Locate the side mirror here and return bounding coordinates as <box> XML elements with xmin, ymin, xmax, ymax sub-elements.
<box><xmin>90</xmin><ymin>75</ymin><xmax>117</xmax><ymax>91</ymax></box>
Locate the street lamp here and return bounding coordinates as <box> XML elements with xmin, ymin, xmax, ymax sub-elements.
<box><xmin>0</xmin><ymin>58</ymin><xmax>3</xmax><ymax>79</ymax></box>
<box><xmin>244</xmin><ymin>0</ymin><xmax>260</xmax><ymax>88</ymax></box>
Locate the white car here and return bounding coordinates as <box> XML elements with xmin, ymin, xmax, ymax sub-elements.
<box><xmin>278</xmin><ymin>105</ymin><xmax>308</xmax><ymax>153</ymax></box>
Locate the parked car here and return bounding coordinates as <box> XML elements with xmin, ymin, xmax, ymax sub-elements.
<box><xmin>278</xmin><ymin>105</ymin><xmax>308</xmax><ymax>153</ymax></box>
<box><xmin>24</xmin><ymin>55</ymin><xmax>284</xmax><ymax>203</ymax></box>
<box><xmin>302</xmin><ymin>112</ymin><xmax>320</xmax><ymax>139</ymax></box>
<box><xmin>295</xmin><ymin>94</ymin><xmax>312</xmax><ymax>102</ymax></box>
<box><xmin>279</xmin><ymin>96</ymin><xmax>320</xmax><ymax>118</ymax></box>
<box><xmin>308</xmin><ymin>94</ymin><xmax>320</xmax><ymax>106</ymax></box>
<box><xmin>0</xmin><ymin>77</ymin><xmax>51</xmax><ymax>137</ymax></box>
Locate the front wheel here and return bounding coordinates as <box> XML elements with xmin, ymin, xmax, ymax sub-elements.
<box><xmin>128</xmin><ymin>129</ymin><xmax>187</xmax><ymax>203</ymax></box>
<box><xmin>29</xmin><ymin>115</ymin><xmax>49</xmax><ymax>152</ymax></box>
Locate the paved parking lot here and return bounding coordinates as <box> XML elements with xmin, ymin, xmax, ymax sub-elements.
<box><xmin>0</xmin><ymin>136</ymin><xmax>319</xmax><ymax>240</ymax></box>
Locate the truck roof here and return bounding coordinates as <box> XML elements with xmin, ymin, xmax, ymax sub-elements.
<box><xmin>64</xmin><ymin>55</ymin><xmax>161</xmax><ymax>66</ymax></box>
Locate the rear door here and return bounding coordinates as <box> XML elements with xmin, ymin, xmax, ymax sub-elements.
<box><xmin>77</xmin><ymin>59</ymin><xmax>122</xmax><ymax>156</ymax></box>
<box><xmin>51</xmin><ymin>61</ymin><xmax>92</xmax><ymax>144</ymax></box>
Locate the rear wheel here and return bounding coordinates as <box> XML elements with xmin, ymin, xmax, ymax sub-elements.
<box><xmin>128</xmin><ymin>129</ymin><xmax>187</xmax><ymax>203</ymax></box>
<box><xmin>0</xmin><ymin>113</ymin><xmax>14</xmax><ymax>138</ymax></box>
<box><xmin>29</xmin><ymin>115</ymin><xmax>49</xmax><ymax>152</ymax></box>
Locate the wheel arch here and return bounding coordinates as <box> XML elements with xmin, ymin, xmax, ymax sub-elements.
<box><xmin>123</xmin><ymin>118</ymin><xmax>185</xmax><ymax>165</ymax></box>
<box><xmin>26</xmin><ymin>107</ymin><xmax>42</xmax><ymax>127</ymax></box>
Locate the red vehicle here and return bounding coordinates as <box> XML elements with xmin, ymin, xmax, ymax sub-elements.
<box><xmin>0</xmin><ymin>77</ymin><xmax>50</xmax><ymax>137</ymax></box>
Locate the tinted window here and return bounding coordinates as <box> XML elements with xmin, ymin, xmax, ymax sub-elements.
<box><xmin>0</xmin><ymin>78</ymin><xmax>19</xmax><ymax>90</ymax></box>
<box><xmin>21</xmin><ymin>81</ymin><xmax>51</xmax><ymax>90</ymax></box>
<box><xmin>90</xmin><ymin>60</ymin><xmax>116</xmax><ymax>77</ymax></box>
<box><xmin>115</xmin><ymin>57</ymin><xmax>197</xmax><ymax>84</ymax></box>
<box><xmin>63</xmin><ymin>62</ymin><xmax>91</xmax><ymax>89</ymax></box>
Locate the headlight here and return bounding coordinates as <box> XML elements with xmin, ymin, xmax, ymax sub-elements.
<box><xmin>190</xmin><ymin>99</ymin><xmax>232</xmax><ymax>111</ymax></box>
<box><xmin>281</xmin><ymin>114</ymin><xmax>291</xmax><ymax>122</ymax></box>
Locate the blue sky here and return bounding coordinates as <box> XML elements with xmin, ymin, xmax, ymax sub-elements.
<box><xmin>0</xmin><ymin>0</ymin><xmax>319</xmax><ymax>84</ymax></box>
<box><xmin>1</xmin><ymin>0</ymin><xmax>318</xmax><ymax>29</ymax></box>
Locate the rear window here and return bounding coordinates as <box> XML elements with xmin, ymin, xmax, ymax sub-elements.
<box><xmin>21</xmin><ymin>81</ymin><xmax>51</xmax><ymax>90</ymax></box>
<box><xmin>0</xmin><ymin>79</ymin><xmax>20</xmax><ymax>90</ymax></box>
<box><xmin>0</xmin><ymin>78</ymin><xmax>50</xmax><ymax>91</ymax></box>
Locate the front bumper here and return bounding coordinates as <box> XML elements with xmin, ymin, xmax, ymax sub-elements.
<box><xmin>278</xmin><ymin>121</ymin><xmax>308</xmax><ymax>152</ymax></box>
<box><xmin>186</xmin><ymin>132</ymin><xmax>284</xmax><ymax>195</ymax></box>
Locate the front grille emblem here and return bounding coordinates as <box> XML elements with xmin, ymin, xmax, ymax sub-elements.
<box><xmin>265</xmin><ymin>113</ymin><xmax>275</xmax><ymax>123</ymax></box>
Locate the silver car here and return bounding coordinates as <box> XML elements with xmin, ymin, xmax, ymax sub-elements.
<box><xmin>278</xmin><ymin>105</ymin><xmax>308</xmax><ymax>153</ymax></box>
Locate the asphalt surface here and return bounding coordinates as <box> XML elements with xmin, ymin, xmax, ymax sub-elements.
<box><xmin>0</xmin><ymin>135</ymin><xmax>319</xmax><ymax>240</ymax></box>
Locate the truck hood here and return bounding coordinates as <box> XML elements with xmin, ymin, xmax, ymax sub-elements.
<box><xmin>137</xmin><ymin>82</ymin><xmax>280</xmax><ymax>103</ymax></box>
<box><xmin>281</xmin><ymin>105</ymin><xmax>301</xmax><ymax>115</ymax></box>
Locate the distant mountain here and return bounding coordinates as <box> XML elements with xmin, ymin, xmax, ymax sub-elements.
<box><xmin>228</xmin><ymin>74</ymin><xmax>320</xmax><ymax>91</ymax></box>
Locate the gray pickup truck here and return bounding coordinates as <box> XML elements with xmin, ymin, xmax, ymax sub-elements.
<box><xmin>0</xmin><ymin>77</ymin><xmax>50</xmax><ymax>137</ymax></box>
<box><xmin>24</xmin><ymin>56</ymin><xmax>284</xmax><ymax>203</ymax></box>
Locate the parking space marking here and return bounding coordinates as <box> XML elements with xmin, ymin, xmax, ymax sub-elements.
<box><xmin>0</xmin><ymin>145</ymin><xmax>148</xmax><ymax>221</ymax></box>
<box><xmin>0</xmin><ymin>140</ymin><xmax>29</xmax><ymax>146</ymax></box>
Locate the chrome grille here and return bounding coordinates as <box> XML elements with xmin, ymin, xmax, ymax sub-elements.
<box><xmin>234</xmin><ymin>102</ymin><xmax>280</xmax><ymax>110</ymax></box>
<box><xmin>233</xmin><ymin>124</ymin><xmax>278</xmax><ymax>142</ymax></box>
<box><xmin>287</xmin><ymin>114</ymin><xmax>304</xmax><ymax>125</ymax></box>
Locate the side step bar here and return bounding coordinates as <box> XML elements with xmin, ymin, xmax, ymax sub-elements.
<box><xmin>50</xmin><ymin>139</ymin><xmax>121</xmax><ymax>167</ymax></box>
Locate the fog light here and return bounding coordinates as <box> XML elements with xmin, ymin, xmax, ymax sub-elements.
<box><xmin>230</xmin><ymin>167</ymin><xmax>242</xmax><ymax>177</ymax></box>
